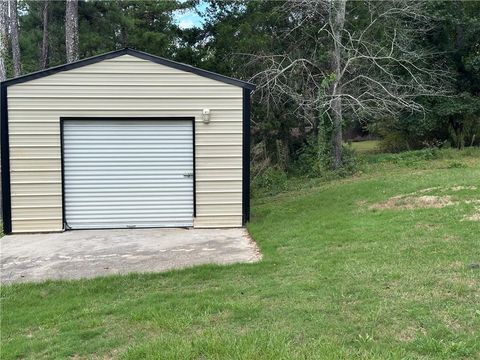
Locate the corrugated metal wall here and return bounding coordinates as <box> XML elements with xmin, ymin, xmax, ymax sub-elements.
<box><xmin>7</xmin><ymin>55</ymin><xmax>243</xmax><ymax>233</ymax></box>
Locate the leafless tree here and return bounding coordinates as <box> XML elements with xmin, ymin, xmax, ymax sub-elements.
<box><xmin>0</xmin><ymin>0</ymin><xmax>8</xmax><ymax>81</ymax></box>
<box><xmin>9</xmin><ymin>0</ymin><xmax>21</xmax><ymax>76</ymax></box>
<box><xmin>40</xmin><ymin>0</ymin><xmax>49</xmax><ymax>69</ymax></box>
<box><xmin>329</xmin><ymin>0</ymin><xmax>346</xmax><ymax>168</ymax></box>
<box><xmin>65</xmin><ymin>0</ymin><xmax>79</xmax><ymax>63</ymax></box>
<box><xmin>250</xmin><ymin>0</ymin><xmax>449</xmax><ymax>169</ymax></box>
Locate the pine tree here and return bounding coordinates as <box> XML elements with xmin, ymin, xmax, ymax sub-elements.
<box><xmin>65</xmin><ymin>0</ymin><xmax>79</xmax><ymax>63</ymax></box>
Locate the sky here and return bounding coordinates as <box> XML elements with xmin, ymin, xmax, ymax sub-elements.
<box><xmin>174</xmin><ymin>1</ymin><xmax>208</xmax><ymax>29</ymax></box>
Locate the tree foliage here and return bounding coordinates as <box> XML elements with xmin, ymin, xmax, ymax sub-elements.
<box><xmin>0</xmin><ymin>0</ymin><xmax>478</xmax><ymax>175</ymax></box>
<box><xmin>9</xmin><ymin>0</ymin><xmax>195</xmax><ymax>74</ymax></box>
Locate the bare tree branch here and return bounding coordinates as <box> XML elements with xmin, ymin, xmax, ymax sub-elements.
<box><xmin>247</xmin><ymin>0</ymin><xmax>450</xmax><ymax>168</ymax></box>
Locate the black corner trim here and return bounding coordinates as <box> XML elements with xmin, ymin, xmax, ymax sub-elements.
<box><xmin>1</xmin><ymin>48</ymin><xmax>256</xmax><ymax>90</ymax></box>
<box><xmin>192</xmin><ymin>119</ymin><xmax>197</xmax><ymax>218</ymax></box>
<box><xmin>1</xmin><ymin>84</ymin><xmax>12</xmax><ymax>234</ymax></box>
<box><xmin>60</xmin><ymin>119</ymin><xmax>66</xmax><ymax>230</ymax></box>
<box><xmin>242</xmin><ymin>88</ymin><xmax>251</xmax><ymax>225</ymax></box>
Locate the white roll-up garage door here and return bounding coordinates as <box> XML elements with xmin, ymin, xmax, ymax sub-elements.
<box><xmin>63</xmin><ymin>119</ymin><xmax>194</xmax><ymax>229</ymax></box>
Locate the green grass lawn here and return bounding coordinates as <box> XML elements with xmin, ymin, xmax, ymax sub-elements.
<box><xmin>348</xmin><ymin>140</ymin><xmax>380</xmax><ymax>154</ymax></box>
<box><xmin>1</xmin><ymin>149</ymin><xmax>480</xmax><ymax>359</ymax></box>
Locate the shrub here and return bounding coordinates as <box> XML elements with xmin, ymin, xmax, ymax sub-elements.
<box><xmin>292</xmin><ymin>137</ymin><xmax>323</xmax><ymax>177</ymax></box>
<box><xmin>292</xmin><ymin>136</ymin><xmax>358</xmax><ymax>178</ymax></box>
<box><xmin>251</xmin><ymin>167</ymin><xmax>288</xmax><ymax>197</ymax></box>
<box><xmin>336</xmin><ymin>145</ymin><xmax>358</xmax><ymax>176</ymax></box>
<box><xmin>447</xmin><ymin>161</ymin><xmax>468</xmax><ymax>169</ymax></box>
<box><xmin>378</xmin><ymin>133</ymin><xmax>411</xmax><ymax>153</ymax></box>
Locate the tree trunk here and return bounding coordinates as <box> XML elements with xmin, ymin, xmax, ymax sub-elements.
<box><xmin>0</xmin><ymin>0</ymin><xmax>8</xmax><ymax>81</ymax></box>
<box><xmin>9</xmin><ymin>0</ymin><xmax>21</xmax><ymax>76</ymax></box>
<box><xmin>329</xmin><ymin>0</ymin><xmax>346</xmax><ymax>170</ymax></box>
<box><xmin>65</xmin><ymin>0</ymin><xmax>79</xmax><ymax>63</ymax></box>
<box><xmin>40</xmin><ymin>0</ymin><xmax>49</xmax><ymax>69</ymax></box>
<box><xmin>120</xmin><ymin>23</ymin><xmax>128</xmax><ymax>48</ymax></box>
<box><xmin>330</xmin><ymin>89</ymin><xmax>343</xmax><ymax>169</ymax></box>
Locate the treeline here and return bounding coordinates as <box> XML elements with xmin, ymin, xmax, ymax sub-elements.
<box><xmin>0</xmin><ymin>1</ymin><xmax>198</xmax><ymax>75</ymax></box>
<box><xmin>0</xmin><ymin>0</ymin><xmax>479</xmax><ymax>175</ymax></box>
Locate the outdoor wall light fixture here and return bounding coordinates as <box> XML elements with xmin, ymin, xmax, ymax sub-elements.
<box><xmin>202</xmin><ymin>108</ymin><xmax>211</xmax><ymax>124</ymax></box>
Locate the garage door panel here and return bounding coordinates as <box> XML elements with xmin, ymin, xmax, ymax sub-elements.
<box><xmin>65</xmin><ymin>162</ymin><xmax>193</xmax><ymax>169</ymax></box>
<box><xmin>63</xmin><ymin>119</ymin><xmax>194</xmax><ymax>229</ymax></box>
<box><xmin>63</xmin><ymin>172</ymin><xmax>193</xmax><ymax>178</ymax></box>
<box><xmin>67</xmin><ymin>209</ymin><xmax>194</xmax><ymax>217</ymax></box>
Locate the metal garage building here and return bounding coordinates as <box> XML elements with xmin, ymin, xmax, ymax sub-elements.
<box><xmin>0</xmin><ymin>48</ymin><xmax>254</xmax><ymax>234</ymax></box>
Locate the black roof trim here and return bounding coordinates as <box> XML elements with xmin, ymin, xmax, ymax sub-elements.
<box><xmin>0</xmin><ymin>48</ymin><xmax>256</xmax><ymax>90</ymax></box>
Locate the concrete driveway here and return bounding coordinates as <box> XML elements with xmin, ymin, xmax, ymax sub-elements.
<box><xmin>0</xmin><ymin>228</ymin><xmax>261</xmax><ymax>284</ymax></box>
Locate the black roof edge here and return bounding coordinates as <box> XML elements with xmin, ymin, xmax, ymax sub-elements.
<box><xmin>125</xmin><ymin>48</ymin><xmax>256</xmax><ymax>90</ymax></box>
<box><xmin>0</xmin><ymin>47</ymin><xmax>256</xmax><ymax>90</ymax></box>
<box><xmin>1</xmin><ymin>48</ymin><xmax>128</xmax><ymax>87</ymax></box>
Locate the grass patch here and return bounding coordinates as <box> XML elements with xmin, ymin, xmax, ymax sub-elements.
<box><xmin>1</xmin><ymin>149</ymin><xmax>479</xmax><ymax>359</ymax></box>
<box><xmin>348</xmin><ymin>140</ymin><xmax>380</xmax><ymax>154</ymax></box>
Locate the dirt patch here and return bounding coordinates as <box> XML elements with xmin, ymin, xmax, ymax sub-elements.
<box><xmin>466</xmin><ymin>214</ymin><xmax>480</xmax><ymax>221</ymax></box>
<box><xmin>462</xmin><ymin>201</ymin><xmax>480</xmax><ymax>221</ymax></box>
<box><xmin>406</xmin><ymin>185</ymin><xmax>477</xmax><ymax>194</ymax></box>
<box><xmin>450</xmin><ymin>185</ymin><xmax>477</xmax><ymax>191</ymax></box>
<box><xmin>396</xmin><ymin>325</ymin><xmax>425</xmax><ymax>342</ymax></box>
<box><xmin>414</xmin><ymin>223</ymin><xmax>438</xmax><ymax>231</ymax></box>
<box><xmin>415</xmin><ymin>187</ymin><xmax>442</xmax><ymax>194</ymax></box>
<box><xmin>370</xmin><ymin>195</ymin><xmax>455</xmax><ymax>210</ymax></box>
<box><xmin>463</xmin><ymin>211</ymin><xmax>480</xmax><ymax>222</ymax></box>
<box><xmin>244</xmin><ymin>230</ymin><xmax>263</xmax><ymax>261</ymax></box>
<box><xmin>356</xmin><ymin>200</ymin><xmax>368</xmax><ymax>207</ymax></box>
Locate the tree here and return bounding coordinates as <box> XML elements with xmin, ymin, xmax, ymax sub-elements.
<box><xmin>424</xmin><ymin>1</ymin><xmax>480</xmax><ymax>148</ymax></box>
<box><xmin>116</xmin><ymin>1</ymin><xmax>194</xmax><ymax>56</ymax></box>
<box><xmin>251</xmin><ymin>0</ymin><xmax>448</xmax><ymax>169</ymax></box>
<box><xmin>0</xmin><ymin>0</ymin><xmax>8</xmax><ymax>81</ymax></box>
<box><xmin>13</xmin><ymin>1</ymin><xmax>194</xmax><ymax>73</ymax></box>
<box><xmin>40</xmin><ymin>0</ymin><xmax>49</xmax><ymax>69</ymax></box>
<box><xmin>9</xmin><ymin>0</ymin><xmax>21</xmax><ymax>76</ymax></box>
<box><xmin>201</xmin><ymin>1</ymin><xmax>299</xmax><ymax>169</ymax></box>
<box><xmin>370</xmin><ymin>0</ymin><xmax>480</xmax><ymax>151</ymax></box>
<box><xmin>329</xmin><ymin>0</ymin><xmax>347</xmax><ymax>168</ymax></box>
<box><xmin>65</xmin><ymin>0</ymin><xmax>79</xmax><ymax>63</ymax></box>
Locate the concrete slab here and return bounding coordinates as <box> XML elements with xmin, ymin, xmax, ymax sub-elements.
<box><xmin>0</xmin><ymin>228</ymin><xmax>261</xmax><ymax>284</ymax></box>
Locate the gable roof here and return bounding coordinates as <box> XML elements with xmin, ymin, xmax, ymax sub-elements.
<box><xmin>1</xmin><ymin>48</ymin><xmax>256</xmax><ymax>90</ymax></box>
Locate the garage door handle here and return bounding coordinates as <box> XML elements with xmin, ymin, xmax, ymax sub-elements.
<box><xmin>183</xmin><ymin>173</ymin><xmax>193</xmax><ymax>178</ymax></box>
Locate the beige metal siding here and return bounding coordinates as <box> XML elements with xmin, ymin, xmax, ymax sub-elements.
<box><xmin>7</xmin><ymin>55</ymin><xmax>243</xmax><ymax>232</ymax></box>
